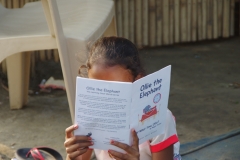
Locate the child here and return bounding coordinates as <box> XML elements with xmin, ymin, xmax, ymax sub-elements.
<box><xmin>64</xmin><ymin>37</ymin><xmax>181</xmax><ymax>160</ymax></box>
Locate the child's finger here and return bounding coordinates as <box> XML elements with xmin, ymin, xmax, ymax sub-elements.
<box><xmin>108</xmin><ymin>150</ymin><xmax>128</xmax><ymax>160</ymax></box>
<box><xmin>131</xmin><ymin>129</ymin><xmax>139</xmax><ymax>150</ymax></box>
<box><xmin>65</xmin><ymin>124</ymin><xmax>78</xmax><ymax>139</ymax></box>
<box><xmin>110</xmin><ymin>140</ymin><xmax>131</xmax><ymax>152</ymax></box>
<box><xmin>64</xmin><ymin>136</ymin><xmax>92</xmax><ymax>148</ymax></box>
<box><xmin>67</xmin><ymin>148</ymin><xmax>88</xmax><ymax>160</ymax></box>
<box><xmin>65</xmin><ymin>141</ymin><xmax>93</xmax><ymax>153</ymax></box>
<box><xmin>110</xmin><ymin>140</ymin><xmax>137</xmax><ymax>155</ymax></box>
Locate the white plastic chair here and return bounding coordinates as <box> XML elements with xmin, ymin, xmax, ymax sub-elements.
<box><xmin>0</xmin><ymin>0</ymin><xmax>117</xmax><ymax>122</ymax></box>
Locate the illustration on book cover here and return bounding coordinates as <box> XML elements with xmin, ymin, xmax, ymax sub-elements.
<box><xmin>139</xmin><ymin>93</ymin><xmax>161</xmax><ymax>125</ymax></box>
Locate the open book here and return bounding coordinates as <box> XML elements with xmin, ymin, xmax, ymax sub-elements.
<box><xmin>74</xmin><ymin>65</ymin><xmax>171</xmax><ymax>152</ymax></box>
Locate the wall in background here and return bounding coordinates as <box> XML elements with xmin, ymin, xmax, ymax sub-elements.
<box><xmin>0</xmin><ymin>0</ymin><xmax>239</xmax><ymax>76</ymax></box>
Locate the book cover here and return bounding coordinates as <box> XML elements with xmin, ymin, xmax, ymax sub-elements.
<box><xmin>74</xmin><ymin>65</ymin><xmax>171</xmax><ymax>152</ymax></box>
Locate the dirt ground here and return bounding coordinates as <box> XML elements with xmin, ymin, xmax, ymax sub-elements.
<box><xmin>0</xmin><ymin>37</ymin><xmax>240</xmax><ymax>159</ymax></box>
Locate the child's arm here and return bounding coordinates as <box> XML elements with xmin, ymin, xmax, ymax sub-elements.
<box><xmin>149</xmin><ymin>110</ymin><xmax>180</xmax><ymax>160</ymax></box>
<box><xmin>64</xmin><ymin>125</ymin><xmax>93</xmax><ymax>160</ymax></box>
<box><xmin>152</xmin><ymin>145</ymin><xmax>173</xmax><ymax>160</ymax></box>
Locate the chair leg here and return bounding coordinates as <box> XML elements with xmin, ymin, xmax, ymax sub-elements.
<box><xmin>6</xmin><ymin>52</ymin><xmax>31</xmax><ymax>109</ymax></box>
<box><xmin>103</xmin><ymin>16</ymin><xmax>118</xmax><ymax>37</ymax></box>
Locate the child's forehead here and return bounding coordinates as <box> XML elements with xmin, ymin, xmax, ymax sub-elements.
<box><xmin>88</xmin><ymin>64</ymin><xmax>134</xmax><ymax>82</ymax></box>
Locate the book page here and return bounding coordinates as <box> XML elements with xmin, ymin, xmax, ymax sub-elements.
<box><xmin>130</xmin><ymin>65</ymin><xmax>171</xmax><ymax>144</ymax></box>
<box><xmin>74</xmin><ymin>77</ymin><xmax>132</xmax><ymax>151</ymax></box>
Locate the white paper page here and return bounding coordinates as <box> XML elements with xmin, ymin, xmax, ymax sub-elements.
<box><xmin>130</xmin><ymin>65</ymin><xmax>171</xmax><ymax>144</ymax></box>
<box><xmin>74</xmin><ymin>77</ymin><xmax>132</xmax><ymax>152</ymax></box>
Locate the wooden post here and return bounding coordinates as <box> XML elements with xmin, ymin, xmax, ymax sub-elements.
<box><xmin>0</xmin><ymin>0</ymin><xmax>6</xmax><ymax>7</ymax></box>
<box><xmin>103</xmin><ymin>16</ymin><xmax>118</xmax><ymax>37</ymax></box>
<box><xmin>149</xmin><ymin>0</ymin><xmax>156</xmax><ymax>46</ymax></box>
<box><xmin>213</xmin><ymin>0</ymin><xmax>218</xmax><ymax>39</ymax></box>
<box><xmin>34</xmin><ymin>51</ymin><xmax>39</xmax><ymax>62</ymax></box>
<box><xmin>46</xmin><ymin>50</ymin><xmax>52</xmax><ymax>60</ymax></box>
<box><xmin>163</xmin><ymin>0</ymin><xmax>169</xmax><ymax>44</ymax></box>
<box><xmin>20</xmin><ymin>0</ymin><xmax>25</xmax><ymax>7</ymax></box>
<box><xmin>197</xmin><ymin>0</ymin><xmax>202</xmax><ymax>40</ymax></box>
<box><xmin>39</xmin><ymin>50</ymin><xmax>46</xmax><ymax>61</ymax></box>
<box><xmin>207</xmin><ymin>0</ymin><xmax>213</xmax><ymax>39</ymax></box>
<box><xmin>192</xmin><ymin>0</ymin><xmax>197</xmax><ymax>41</ymax></box>
<box><xmin>142</xmin><ymin>0</ymin><xmax>148</xmax><ymax>46</ymax></box>
<box><xmin>116</xmin><ymin>0</ymin><xmax>123</xmax><ymax>37</ymax></box>
<box><xmin>180</xmin><ymin>0</ymin><xmax>187</xmax><ymax>42</ymax></box>
<box><xmin>230</xmin><ymin>0</ymin><xmax>235</xmax><ymax>36</ymax></box>
<box><xmin>129</xmin><ymin>0</ymin><xmax>135</xmax><ymax>43</ymax></box>
<box><xmin>187</xmin><ymin>0</ymin><xmax>191</xmax><ymax>42</ymax></box>
<box><xmin>217</xmin><ymin>0</ymin><xmax>223</xmax><ymax>37</ymax></box>
<box><xmin>169</xmin><ymin>0</ymin><xmax>174</xmax><ymax>44</ymax></box>
<box><xmin>123</xmin><ymin>0</ymin><xmax>129</xmax><ymax>39</ymax></box>
<box><xmin>7</xmin><ymin>0</ymin><xmax>11</xmax><ymax>8</ymax></box>
<box><xmin>1</xmin><ymin>60</ymin><xmax>7</xmax><ymax>75</ymax></box>
<box><xmin>223</xmin><ymin>0</ymin><xmax>230</xmax><ymax>38</ymax></box>
<box><xmin>174</xmin><ymin>0</ymin><xmax>180</xmax><ymax>43</ymax></box>
<box><xmin>31</xmin><ymin>51</ymin><xmax>35</xmax><ymax>77</ymax></box>
<box><xmin>202</xmin><ymin>0</ymin><xmax>207</xmax><ymax>40</ymax></box>
<box><xmin>135</xmin><ymin>0</ymin><xmax>142</xmax><ymax>47</ymax></box>
<box><xmin>156</xmin><ymin>0</ymin><xmax>163</xmax><ymax>45</ymax></box>
<box><xmin>53</xmin><ymin>49</ymin><xmax>59</xmax><ymax>62</ymax></box>
<box><xmin>12</xmin><ymin>0</ymin><xmax>19</xmax><ymax>8</ymax></box>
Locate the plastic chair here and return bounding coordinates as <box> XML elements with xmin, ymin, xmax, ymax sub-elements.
<box><xmin>0</xmin><ymin>0</ymin><xmax>117</xmax><ymax>122</ymax></box>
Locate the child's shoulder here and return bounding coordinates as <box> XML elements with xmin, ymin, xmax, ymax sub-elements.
<box><xmin>149</xmin><ymin>109</ymin><xmax>178</xmax><ymax>148</ymax></box>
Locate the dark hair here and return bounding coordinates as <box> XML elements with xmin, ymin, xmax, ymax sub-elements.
<box><xmin>80</xmin><ymin>36</ymin><xmax>145</xmax><ymax>79</ymax></box>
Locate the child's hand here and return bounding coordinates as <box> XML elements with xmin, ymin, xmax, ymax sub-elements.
<box><xmin>64</xmin><ymin>124</ymin><xmax>93</xmax><ymax>160</ymax></box>
<box><xmin>108</xmin><ymin>129</ymin><xmax>140</xmax><ymax>160</ymax></box>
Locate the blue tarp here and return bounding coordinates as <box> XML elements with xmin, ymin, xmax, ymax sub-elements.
<box><xmin>180</xmin><ymin>128</ymin><xmax>240</xmax><ymax>160</ymax></box>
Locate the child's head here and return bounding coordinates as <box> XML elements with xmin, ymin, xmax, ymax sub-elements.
<box><xmin>80</xmin><ymin>36</ymin><xmax>145</xmax><ymax>82</ymax></box>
